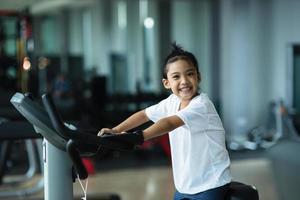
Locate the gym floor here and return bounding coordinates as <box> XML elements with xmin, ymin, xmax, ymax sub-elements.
<box><xmin>1</xmin><ymin>139</ymin><xmax>300</xmax><ymax>200</ymax></box>
<box><xmin>71</xmin><ymin>157</ymin><xmax>278</xmax><ymax>200</ymax></box>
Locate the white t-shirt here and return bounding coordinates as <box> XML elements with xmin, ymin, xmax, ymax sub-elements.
<box><xmin>145</xmin><ymin>93</ymin><xmax>231</xmax><ymax>194</ymax></box>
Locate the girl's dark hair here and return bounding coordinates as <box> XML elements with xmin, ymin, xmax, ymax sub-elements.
<box><xmin>163</xmin><ymin>42</ymin><xmax>200</xmax><ymax>79</ymax></box>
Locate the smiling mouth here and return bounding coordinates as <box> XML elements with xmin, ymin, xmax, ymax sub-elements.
<box><xmin>179</xmin><ymin>86</ymin><xmax>192</xmax><ymax>92</ymax></box>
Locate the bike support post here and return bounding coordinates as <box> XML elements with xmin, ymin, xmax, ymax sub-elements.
<box><xmin>43</xmin><ymin>139</ymin><xmax>73</xmax><ymax>200</ymax></box>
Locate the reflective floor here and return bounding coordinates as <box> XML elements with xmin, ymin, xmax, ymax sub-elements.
<box><xmin>2</xmin><ymin>139</ymin><xmax>300</xmax><ymax>200</ymax></box>
<box><xmin>72</xmin><ymin>158</ymin><xmax>278</xmax><ymax>200</ymax></box>
<box><xmin>0</xmin><ymin>156</ymin><xmax>277</xmax><ymax>200</ymax></box>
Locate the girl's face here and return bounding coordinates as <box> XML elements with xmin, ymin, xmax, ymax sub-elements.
<box><xmin>163</xmin><ymin>59</ymin><xmax>200</xmax><ymax>103</ymax></box>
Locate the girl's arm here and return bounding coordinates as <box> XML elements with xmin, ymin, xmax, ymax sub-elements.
<box><xmin>98</xmin><ymin>110</ymin><xmax>149</xmax><ymax>135</ymax></box>
<box><xmin>99</xmin><ymin>111</ymin><xmax>184</xmax><ymax>143</ymax></box>
<box><xmin>143</xmin><ymin>115</ymin><xmax>184</xmax><ymax>141</ymax></box>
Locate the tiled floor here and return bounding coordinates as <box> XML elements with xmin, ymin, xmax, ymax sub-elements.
<box><xmin>0</xmin><ymin>156</ymin><xmax>278</xmax><ymax>200</ymax></box>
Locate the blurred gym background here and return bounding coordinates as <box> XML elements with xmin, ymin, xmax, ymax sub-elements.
<box><xmin>0</xmin><ymin>0</ymin><xmax>300</xmax><ymax>199</ymax></box>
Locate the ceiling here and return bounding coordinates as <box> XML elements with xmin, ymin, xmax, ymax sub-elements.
<box><xmin>0</xmin><ymin>0</ymin><xmax>39</xmax><ymax>11</ymax></box>
<box><xmin>0</xmin><ymin>0</ymin><xmax>97</xmax><ymax>15</ymax></box>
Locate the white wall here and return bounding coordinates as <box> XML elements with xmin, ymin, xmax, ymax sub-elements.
<box><xmin>220</xmin><ymin>0</ymin><xmax>274</xmax><ymax>140</ymax></box>
<box><xmin>171</xmin><ymin>0</ymin><xmax>212</xmax><ymax>95</ymax></box>
<box><xmin>220</xmin><ymin>0</ymin><xmax>300</xmax><ymax>140</ymax></box>
<box><xmin>271</xmin><ymin>0</ymin><xmax>300</xmax><ymax>101</ymax></box>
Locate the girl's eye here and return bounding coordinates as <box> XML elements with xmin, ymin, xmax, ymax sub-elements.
<box><xmin>172</xmin><ymin>75</ymin><xmax>179</xmax><ymax>79</ymax></box>
<box><xmin>187</xmin><ymin>72</ymin><xmax>194</xmax><ymax>76</ymax></box>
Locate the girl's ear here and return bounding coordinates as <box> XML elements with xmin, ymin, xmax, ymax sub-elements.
<box><xmin>162</xmin><ymin>78</ymin><xmax>170</xmax><ymax>89</ymax></box>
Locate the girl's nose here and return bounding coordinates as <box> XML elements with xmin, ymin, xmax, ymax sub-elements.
<box><xmin>181</xmin><ymin>76</ymin><xmax>188</xmax><ymax>83</ymax></box>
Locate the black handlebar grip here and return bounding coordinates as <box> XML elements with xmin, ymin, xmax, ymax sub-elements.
<box><xmin>42</xmin><ymin>93</ymin><xmax>68</xmax><ymax>139</ymax></box>
<box><xmin>66</xmin><ymin>140</ymin><xmax>88</xmax><ymax>180</ymax></box>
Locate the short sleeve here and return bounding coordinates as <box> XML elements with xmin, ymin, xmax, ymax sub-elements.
<box><xmin>176</xmin><ymin>100</ymin><xmax>209</xmax><ymax>133</ymax></box>
<box><xmin>145</xmin><ymin>98</ymin><xmax>168</xmax><ymax>122</ymax></box>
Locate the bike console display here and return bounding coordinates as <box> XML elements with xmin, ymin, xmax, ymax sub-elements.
<box><xmin>10</xmin><ymin>93</ymin><xmax>67</xmax><ymax>150</ymax></box>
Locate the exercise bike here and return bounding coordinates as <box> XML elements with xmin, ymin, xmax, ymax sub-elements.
<box><xmin>10</xmin><ymin>92</ymin><xmax>259</xmax><ymax>200</ymax></box>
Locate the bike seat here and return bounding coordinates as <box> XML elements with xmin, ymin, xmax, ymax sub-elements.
<box><xmin>226</xmin><ymin>182</ymin><xmax>259</xmax><ymax>200</ymax></box>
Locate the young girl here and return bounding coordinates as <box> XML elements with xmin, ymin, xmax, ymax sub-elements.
<box><xmin>98</xmin><ymin>43</ymin><xmax>231</xmax><ymax>200</ymax></box>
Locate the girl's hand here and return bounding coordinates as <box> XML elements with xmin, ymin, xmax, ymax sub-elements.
<box><xmin>97</xmin><ymin>128</ymin><xmax>116</xmax><ymax>136</ymax></box>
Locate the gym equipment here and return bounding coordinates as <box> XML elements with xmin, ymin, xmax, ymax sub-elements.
<box><xmin>10</xmin><ymin>92</ymin><xmax>259</xmax><ymax>200</ymax></box>
<box><xmin>0</xmin><ymin>120</ymin><xmax>43</xmax><ymax>198</ymax></box>
<box><xmin>10</xmin><ymin>92</ymin><xmax>136</xmax><ymax>200</ymax></box>
<box><xmin>229</xmin><ymin>99</ymin><xmax>300</xmax><ymax>151</ymax></box>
